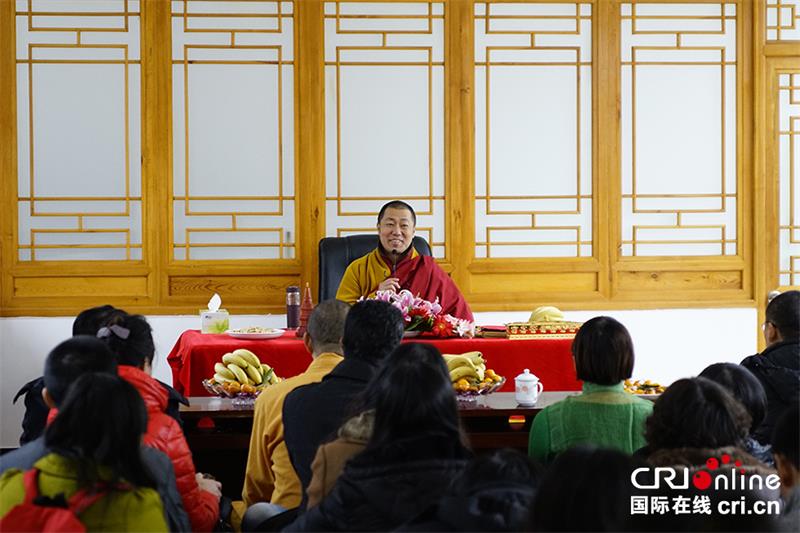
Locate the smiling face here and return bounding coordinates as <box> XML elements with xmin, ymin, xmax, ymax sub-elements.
<box><xmin>377</xmin><ymin>207</ymin><xmax>415</xmax><ymax>254</ymax></box>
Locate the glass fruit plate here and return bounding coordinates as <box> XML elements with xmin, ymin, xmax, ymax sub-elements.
<box><xmin>455</xmin><ymin>377</ymin><xmax>506</xmax><ymax>403</ymax></box>
<box><xmin>202</xmin><ymin>379</ymin><xmax>264</xmax><ymax>402</ymax></box>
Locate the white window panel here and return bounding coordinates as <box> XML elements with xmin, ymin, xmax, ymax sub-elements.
<box><xmin>766</xmin><ymin>0</ymin><xmax>800</xmax><ymax>41</ymax></box>
<box><xmin>621</xmin><ymin>3</ymin><xmax>737</xmax><ymax>257</ymax></box>
<box><xmin>15</xmin><ymin>1</ymin><xmax>142</xmax><ymax>261</ymax></box>
<box><xmin>475</xmin><ymin>2</ymin><xmax>592</xmax><ymax>258</ymax></box>
<box><xmin>324</xmin><ymin>1</ymin><xmax>445</xmax><ymax>256</ymax></box>
<box><xmin>171</xmin><ymin>1</ymin><xmax>295</xmax><ymax>261</ymax></box>
<box><xmin>778</xmin><ymin>73</ymin><xmax>800</xmax><ymax>286</ymax></box>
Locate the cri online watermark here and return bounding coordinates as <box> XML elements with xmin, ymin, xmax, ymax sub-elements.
<box><xmin>629</xmin><ymin>454</ymin><xmax>782</xmax><ymax>516</ymax></box>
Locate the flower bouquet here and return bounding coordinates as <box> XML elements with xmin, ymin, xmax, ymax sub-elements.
<box><xmin>372</xmin><ymin>289</ymin><xmax>475</xmax><ymax>338</ymax></box>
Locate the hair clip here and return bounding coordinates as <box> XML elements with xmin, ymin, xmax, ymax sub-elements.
<box><xmin>97</xmin><ymin>325</ymin><xmax>130</xmax><ymax>340</ymax></box>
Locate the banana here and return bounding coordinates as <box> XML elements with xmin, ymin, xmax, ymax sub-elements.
<box><xmin>233</xmin><ymin>348</ymin><xmax>261</xmax><ymax>368</ymax></box>
<box><xmin>464</xmin><ymin>351</ymin><xmax>485</xmax><ymax>366</ymax></box>
<box><xmin>222</xmin><ymin>353</ymin><xmax>249</xmax><ymax>368</ymax></box>
<box><xmin>446</xmin><ymin>355</ymin><xmax>476</xmax><ymax>372</ymax></box>
<box><xmin>245</xmin><ymin>363</ymin><xmax>263</xmax><ymax>385</ymax></box>
<box><xmin>263</xmin><ymin>367</ymin><xmax>276</xmax><ymax>385</ymax></box>
<box><xmin>214</xmin><ymin>363</ymin><xmax>236</xmax><ymax>380</ymax></box>
<box><xmin>475</xmin><ymin>366</ymin><xmax>485</xmax><ymax>381</ymax></box>
<box><xmin>213</xmin><ymin>372</ymin><xmax>234</xmax><ymax>384</ymax></box>
<box><xmin>449</xmin><ymin>365</ymin><xmax>479</xmax><ymax>383</ymax></box>
<box><xmin>227</xmin><ymin>363</ymin><xmax>249</xmax><ymax>383</ymax></box>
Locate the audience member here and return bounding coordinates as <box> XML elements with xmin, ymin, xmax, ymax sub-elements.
<box><xmin>529</xmin><ymin>316</ymin><xmax>653</xmax><ymax>462</ymax></box>
<box><xmin>281</xmin><ymin>299</ymin><xmax>404</xmax><ymax>504</ymax></box>
<box><xmin>405</xmin><ymin>448</ymin><xmax>540</xmax><ymax>531</ymax></box>
<box><xmin>99</xmin><ymin>313</ymin><xmax>222</xmax><ymax>532</ymax></box>
<box><xmin>72</xmin><ymin>304</ymin><xmax>127</xmax><ymax>336</ymax></box>
<box><xmin>12</xmin><ymin>304</ymin><xmax>125</xmax><ymax>445</ymax></box>
<box><xmin>284</xmin><ymin>343</ymin><xmax>470</xmax><ymax>531</ymax></box>
<box><xmin>699</xmin><ymin>362</ymin><xmax>773</xmax><ymax>465</ymax></box>
<box><xmin>0</xmin><ymin>336</ymin><xmax>190</xmax><ymax>532</ymax></box>
<box><xmin>96</xmin><ymin>309</ymin><xmax>188</xmax><ymax>424</ymax></box>
<box><xmin>644</xmin><ymin>377</ymin><xmax>751</xmax><ymax>455</ymax></box>
<box><xmin>642</xmin><ymin>377</ymin><xmax>780</xmax><ymax>530</ymax></box>
<box><xmin>2</xmin><ymin>336</ymin><xmax>120</xmax><ymax>471</ymax></box>
<box><xmin>0</xmin><ymin>373</ymin><xmax>168</xmax><ymax>531</ymax></box>
<box><xmin>741</xmin><ymin>290</ymin><xmax>800</xmax><ymax>444</ymax></box>
<box><xmin>241</xmin><ymin>300</ymin><xmax>349</xmax><ymax>525</ymax></box>
<box><xmin>772</xmin><ymin>405</ymin><xmax>800</xmax><ymax>531</ymax></box>
<box><xmin>13</xmin><ymin>304</ymin><xmax>188</xmax><ymax>445</ymax></box>
<box><xmin>304</xmin><ymin>410</ymin><xmax>372</xmax><ymax>509</ymax></box>
<box><xmin>529</xmin><ymin>445</ymin><xmax>642</xmax><ymax>531</ymax></box>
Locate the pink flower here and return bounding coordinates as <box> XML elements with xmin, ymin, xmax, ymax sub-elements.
<box><xmin>396</xmin><ymin>290</ymin><xmax>415</xmax><ymax>310</ymax></box>
<box><xmin>367</xmin><ymin>291</ymin><xmax>474</xmax><ymax>337</ymax></box>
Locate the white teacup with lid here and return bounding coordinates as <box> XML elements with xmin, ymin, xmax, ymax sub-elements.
<box><xmin>515</xmin><ymin>369</ymin><xmax>544</xmax><ymax>406</ymax></box>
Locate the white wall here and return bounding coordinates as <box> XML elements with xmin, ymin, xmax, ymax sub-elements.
<box><xmin>0</xmin><ymin>308</ymin><xmax>757</xmax><ymax>449</ymax></box>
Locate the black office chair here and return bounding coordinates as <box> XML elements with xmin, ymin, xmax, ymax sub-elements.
<box><xmin>318</xmin><ymin>234</ymin><xmax>432</xmax><ymax>302</ymax></box>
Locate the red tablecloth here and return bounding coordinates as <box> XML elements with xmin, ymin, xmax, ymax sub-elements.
<box><xmin>167</xmin><ymin>330</ymin><xmax>581</xmax><ymax>396</ymax></box>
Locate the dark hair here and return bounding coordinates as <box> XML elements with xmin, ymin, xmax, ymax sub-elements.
<box><xmin>772</xmin><ymin>404</ymin><xmax>799</xmax><ymax>470</ymax></box>
<box><xmin>72</xmin><ymin>305</ymin><xmax>127</xmax><ymax>336</ymax></box>
<box><xmin>699</xmin><ymin>363</ymin><xmax>767</xmax><ymax>433</ymax></box>
<box><xmin>342</xmin><ymin>300</ymin><xmax>404</xmax><ymax>363</ymax></box>
<box><xmin>377</xmin><ymin>200</ymin><xmax>416</xmax><ymax>226</ymax></box>
<box><xmin>45</xmin><ymin>372</ymin><xmax>153</xmax><ymax>488</ymax></box>
<box><xmin>98</xmin><ymin>313</ymin><xmax>155</xmax><ymax>368</ymax></box>
<box><xmin>459</xmin><ymin>448</ymin><xmax>541</xmax><ymax>493</ymax></box>
<box><xmin>361</xmin><ymin>343</ymin><xmax>462</xmax><ymax>453</ymax></box>
<box><xmin>645</xmin><ymin>377</ymin><xmax>751</xmax><ymax>451</ymax></box>
<box><xmin>572</xmin><ymin>316</ymin><xmax>634</xmax><ymax>385</ymax></box>
<box><xmin>43</xmin><ymin>336</ymin><xmax>118</xmax><ymax>405</ymax></box>
<box><xmin>765</xmin><ymin>290</ymin><xmax>800</xmax><ymax>340</ymax></box>
<box><xmin>307</xmin><ymin>299</ymin><xmax>350</xmax><ymax>352</ymax></box>
<box><xmin>529</xmin><ymin>445</ymin><xmax>643</xmax><ymax>532</ymax></box>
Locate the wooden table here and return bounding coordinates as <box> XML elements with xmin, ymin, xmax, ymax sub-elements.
<box><xmin>181</xmin><ymin>392</ymin><xmax>578</xmax><ymax>498</ymax></box>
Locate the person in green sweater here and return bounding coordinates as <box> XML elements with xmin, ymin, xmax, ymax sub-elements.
<box><xmin>0</xmin><ymin>372</ymin><xmax>168</xmax><ymax>532</ymax></box>
<box><xmin>529</xmin><ymin>316</ymin><xmax>653</xmax><ymax>463</ymax></box>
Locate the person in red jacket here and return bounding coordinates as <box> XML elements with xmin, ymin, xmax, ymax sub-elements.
<box><xmin>97</xmin><ymin>313</ymin><xmax>222</xmax><ymax>532</ymax></box>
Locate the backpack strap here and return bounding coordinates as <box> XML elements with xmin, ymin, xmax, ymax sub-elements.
<box><xmin>23</xmin><ymin>469</ymin><xmax>130</xmax><ymax>516</ymax></box>
<box><xmin>21</xmin><ymin>469</ymin><xmax>40</xmax><ymax>504</ymax></box>
<box><xmin>65</xmin><ymin>480</ymin><xmax>132</xmax><ymax>515</ymax></box>
<box><xmin>66</xmin><ymin>486</ymin><xmax>109</xmax><ymax>515</ymax></box>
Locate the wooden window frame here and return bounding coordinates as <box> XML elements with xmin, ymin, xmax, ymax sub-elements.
<box><xmin>0</xmin><ymin>0</ymin><xmax>795</xmax><ymax>321</ymax></box>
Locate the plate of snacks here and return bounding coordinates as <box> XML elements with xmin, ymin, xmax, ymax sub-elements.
<box><xmin>226</xmin><ymin>327</ymin><xmax>284</xmax><ymax>340</ymax></box>
<box><xmin>203</xmin><ymin>348</ymin><xmax>282</xmax><ymax>401</ymax></box>
<box><xmin>624</xmin><ymin>379</ymin><xmax>665</xmax><ymax>398</ymax></box>
<box><xmin>444</xmin><ymin>351</ymin><xmax>505</xmax><ymax>402</ymax></box>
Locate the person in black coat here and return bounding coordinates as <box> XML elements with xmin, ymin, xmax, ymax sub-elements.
<box><xmin>281</xmin><ymin>299</ymin><xmax>404</xmax><ymax>505</ymax></box>
<box><xmin>403</xmin><ymin>449</ymin><xmax>541</xmax><ymax>532</ymax></box>
<box><xmin>741</xmin><ymin>290</ymin><xmax>800</xmax><ymax>445</ymax></box>
<box><xmin>699</xmin><ymin>363</ymin><xmax>774</xmax><ymax>465</ymax></box>
<box><xmin>284</xmin><ymin>343</ymin><xmax>471</xmax><ymax>532</ymax></box>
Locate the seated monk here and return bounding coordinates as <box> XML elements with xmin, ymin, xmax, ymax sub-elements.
<box><xmin>335</xmin><ymin>200</ymin><xmax>474</xmax><ymax>322</ymax></box>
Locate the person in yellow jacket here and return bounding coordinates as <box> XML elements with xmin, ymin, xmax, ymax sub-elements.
<box><xmin>240</xmin><ymin>300</ymin><xmax>350</xmax><ymax>529</ymax></box>
<box><xmin>0</xmin><ymin>372</ymin><xmax>167</xmax><ymax>532</ymax></box>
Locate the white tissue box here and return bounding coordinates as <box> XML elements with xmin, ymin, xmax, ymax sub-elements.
<box><xmin>200</xmin><ymin>309</ymin><xmax>229</xmax><ymax>334</ymax></box>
